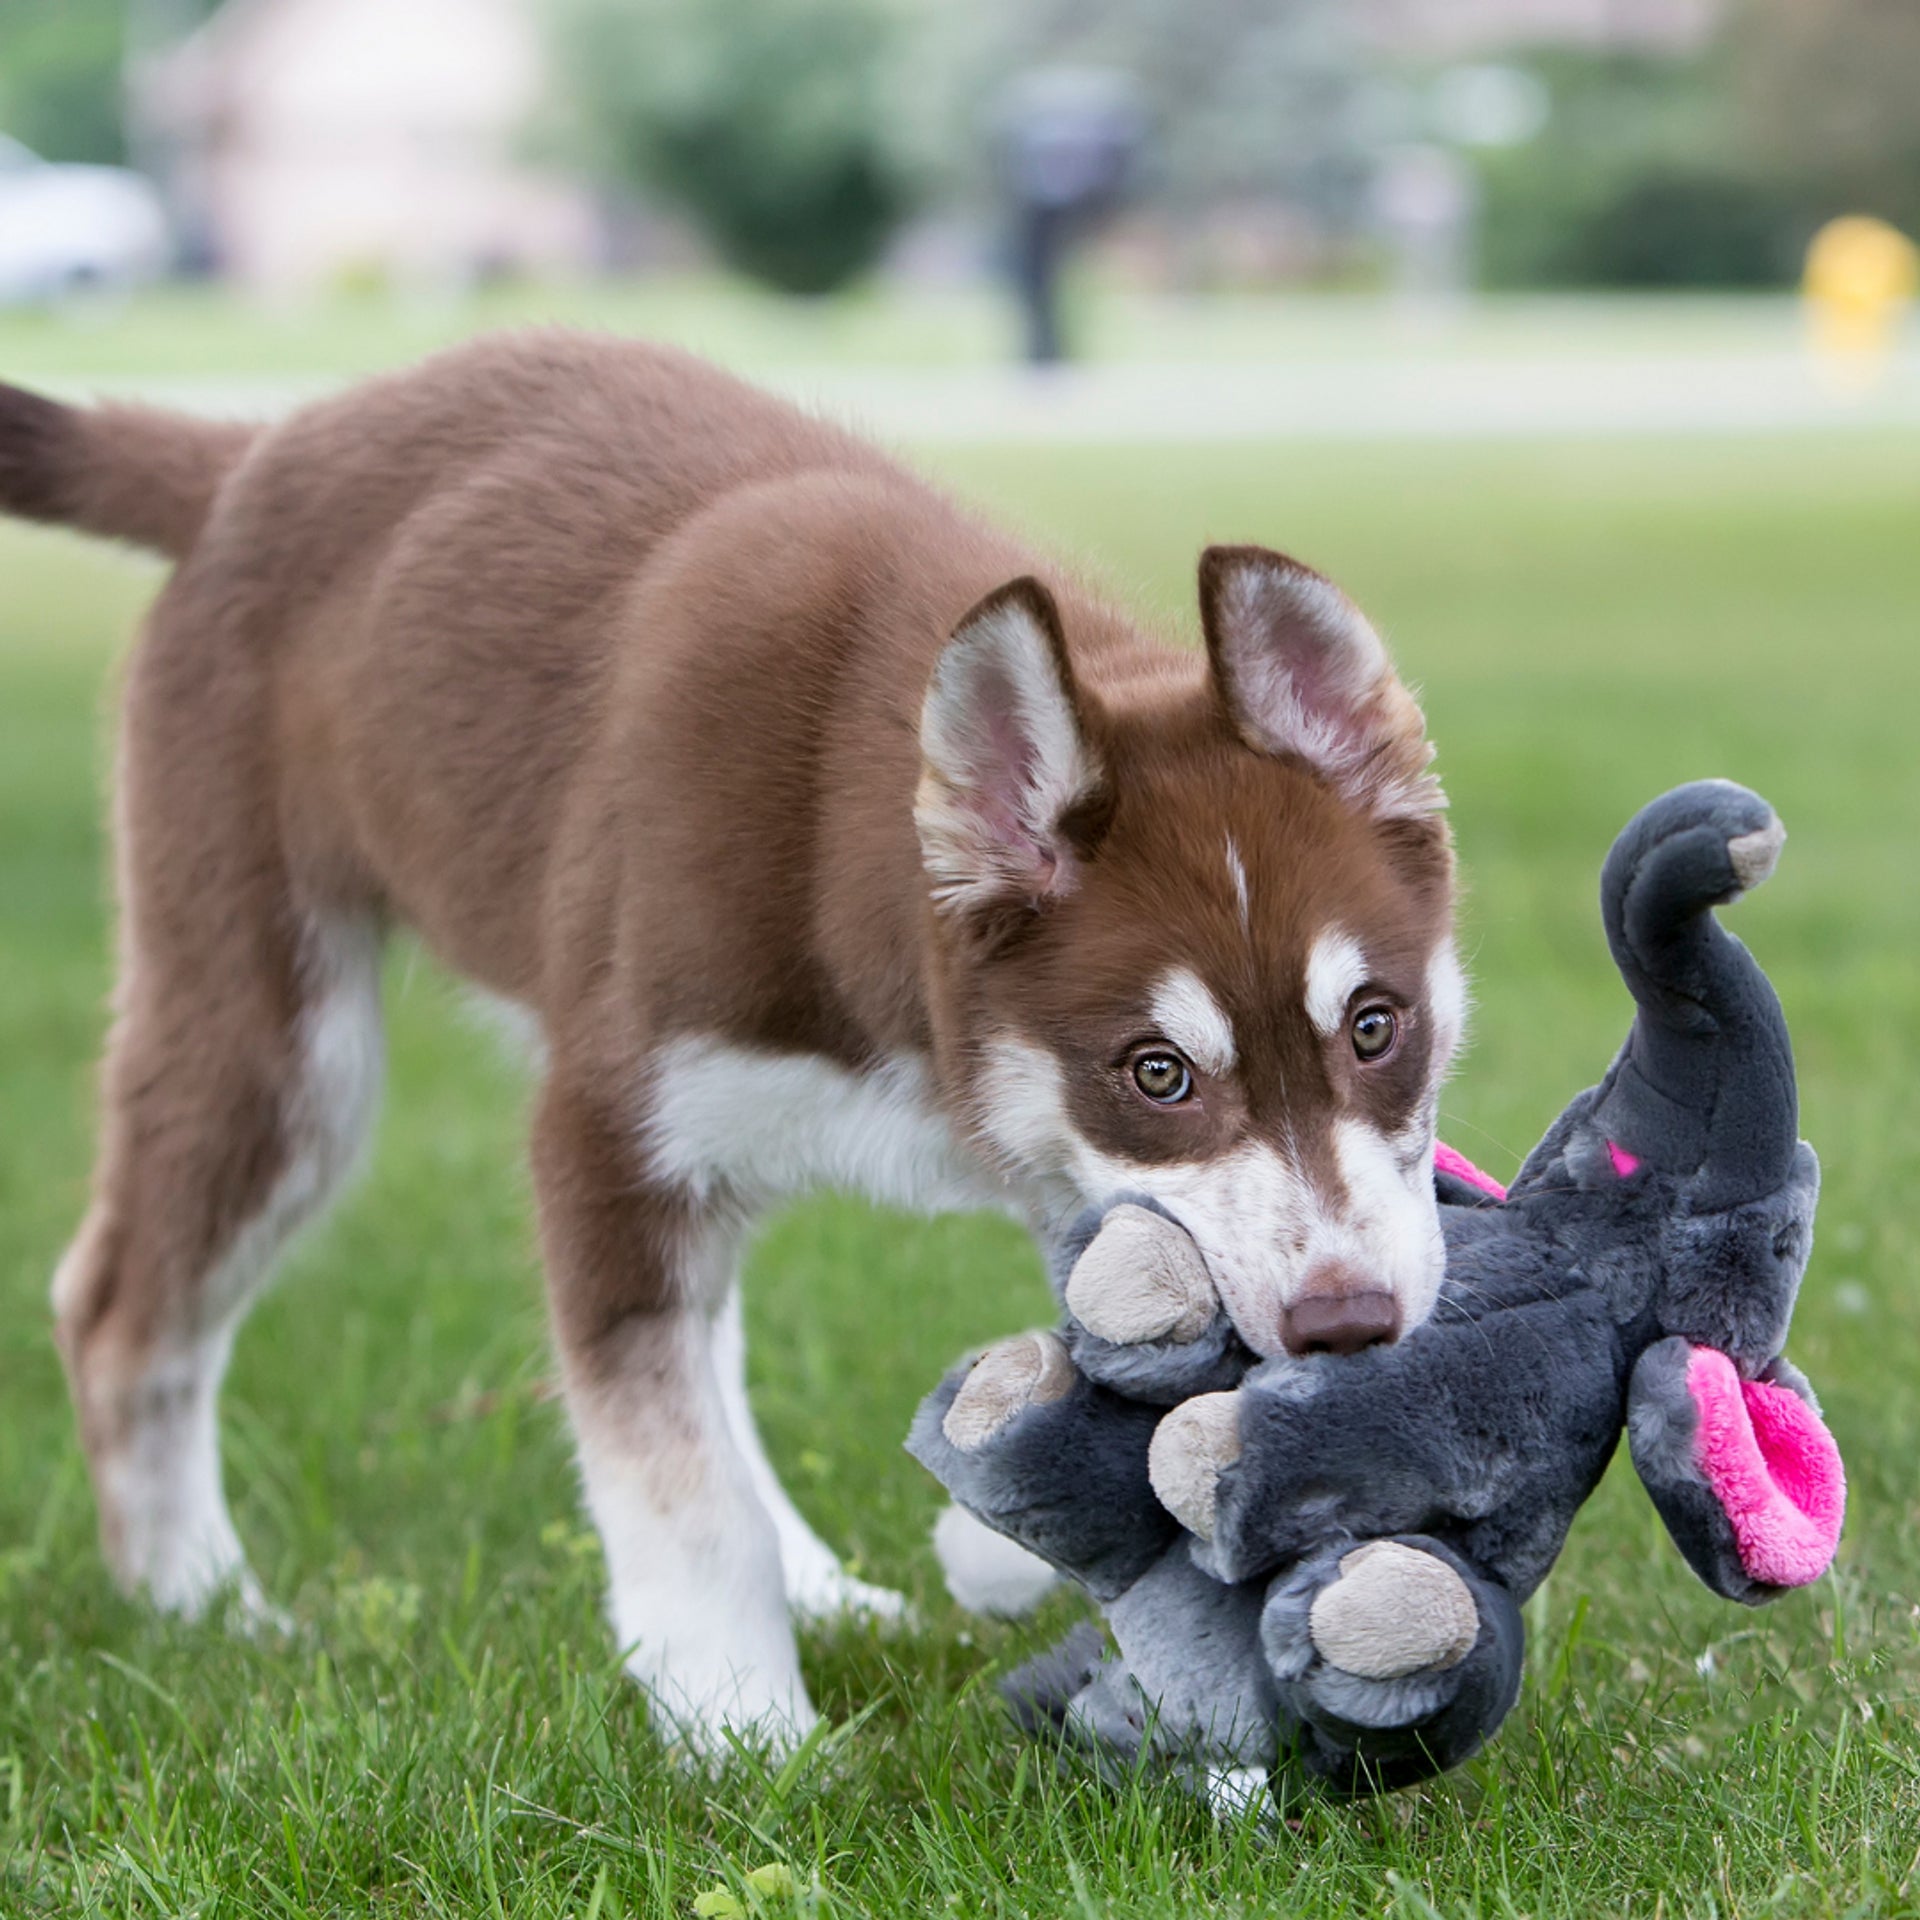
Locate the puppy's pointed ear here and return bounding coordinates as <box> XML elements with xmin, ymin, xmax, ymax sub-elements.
<box><xmin>916</xmin><ymin>577</ymin><xmax>1107</xmax><ymax>917</ymax></box>
<box><xmin>1199</xmin><ymin>545</ymin><xmax>1442</xmax><ymax>822</ymax></box>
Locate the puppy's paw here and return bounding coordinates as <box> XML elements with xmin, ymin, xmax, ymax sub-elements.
<box><xmin>1147</xmin><ymin>1391</ymin><xmax>1243</xmax><ymax>1541</ymax></box>
<box><xmin>942</xmin><ymin>1330</ymin><xmax>1076</xmax><ymax>1451</ymax></box>
<box><xmin>1066</xmin><ymin>1204</ymin><xmax>1219</xmax><ymax>1345</ymax></box>
<box><xmin>932</xmin><ymin>1504</ymin><xmax>1059</xmax><ymax>1617</ymax></box>
<box><xmin>788</xmin><ymin>1562</ymin><xmax>915</xmax><ymax>1629</ymax></box>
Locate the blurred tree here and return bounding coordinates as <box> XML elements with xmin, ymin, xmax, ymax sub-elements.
<box><xmin>902</xmin><ymin>0</ymin><xmax>1379</xmax><ymax>265</ymax></box>
<box><xmin>1568</xmin><ymin>166</ymin><xmax>1806</xmax><ymax>287</ymax></box>
<box><xmin>548</xmin><ymin>0</ymin><xmax>913</xmax><ymax>295</ymax></box>
<box><xmin>0</xmin><ymin>0</ymin><xmax>126</xmax><ymax>163</ymax></box>
<box><xmin>1473</xmin><ymin>4</ymin><xmax>1920</xmax><ymax>290</ymax></box>
<box><xmin>1728</xmin><ymin>0</ymin><xmax>1920</xmax><ymax>239</ymax></box>
<box><xmin>1472</xmin><ymin>51</ymin><xmax>1805</xmax><ymax>288</ymax></box>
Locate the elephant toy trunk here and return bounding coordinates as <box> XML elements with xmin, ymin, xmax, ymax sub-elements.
<box><xmin>1592</xmin><ymin>781</ymin><xmax>1799</xmax><ymax>1211</ymax></box>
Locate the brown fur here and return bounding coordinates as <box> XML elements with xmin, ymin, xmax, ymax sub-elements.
<box><xmin>0</xmin><ymin>383</ymin><xmax>256</xmax><ymax>556</ymax></box>
<box><xmin>8</xmin><ymin>331</ymin><xmax>1451</xmax><ymax>1736</ymax></box>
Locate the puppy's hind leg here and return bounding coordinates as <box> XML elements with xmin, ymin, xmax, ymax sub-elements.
<box><xmin>55</xmin><ymin>565</ymin><xmax>391</xmax><ymax>1623</ymax></box>
<box><xmin>712</xmin><ymin>1285</ymin><xmax>909</xmax><ymax>1626</ymax></box>
<box><xmin>534</xmin><ymin>1077</ymin><xmax>815</xmax><ymax>1756</ymax></box>
<box><xmin>55</xmin><ymin>912</ymin><xmax>385</xmax><ymax>1622</ymax></box>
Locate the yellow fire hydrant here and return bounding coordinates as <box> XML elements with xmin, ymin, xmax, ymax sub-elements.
<box><xmin>1803</xmin><ymin>214</ymin><xmax>1918</xmax><ymax>395</ymax></box>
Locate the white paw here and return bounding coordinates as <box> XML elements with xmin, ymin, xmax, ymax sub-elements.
<box><xmin>611</xmin><ymin>1560</ymin><xmax>819</xmax><ymax>1762</ymax></box>
<box><xmin>933</xmin><ymin>1503</ymin><xmax>1059</xmax><ymax>1617</ymax></box>
<box><xmin>139</xmin><ymin>1558</ymin><xmax>290</xmax><ymax>1639</ymax></box>
<box><xmin>787</xmin><ymin>1561</ymin><xmax>913</xmax><ymax>1628</ymax></box>
<box><xmin>634</xmin><ymin>1657</ymin><xmax>822</xmax><ymax>1764</ymax></box>
<box><xmin>109</xmin><ymin>1487</ymin><xmax>271</xmax><ymax>1628</ymax></box>
<box><xmin>1205</xmin><ymin>1763</ymin><xmax>1273</xmax><ymax>1824</ymax></box>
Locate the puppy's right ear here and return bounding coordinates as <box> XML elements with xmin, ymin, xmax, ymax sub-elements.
<box><xmin>915</xmin><ymin>577</ymin><xmax>1108</xmax><ymax>919</ymax></box>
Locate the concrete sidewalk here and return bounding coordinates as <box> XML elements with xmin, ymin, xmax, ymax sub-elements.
<box><xmin>49</xmin><ymin>347</ymin><xmax>1920</xmax><ymax>443</ymax></box>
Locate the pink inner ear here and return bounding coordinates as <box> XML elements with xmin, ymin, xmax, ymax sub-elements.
<box><xmin>1435</xmin><ymin>1141</ymin><xmax>1507</xmax><ymax>1201</ymax></box>
<box><xmin>1686</xmin><ymin>1347</ymin><xmax>1845</xmax><ymax>1588</ymax></box>
<box><xmin>969</xmin><ymin>663</ymin><xmax>1066</xmax><ymax>892</ymax></box>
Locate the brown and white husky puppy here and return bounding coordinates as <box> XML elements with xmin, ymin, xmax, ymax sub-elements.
<box><xmin>1</xmin><ymin>333</ymin><xmax>1463</xmax><ymax>1750</ymax></box>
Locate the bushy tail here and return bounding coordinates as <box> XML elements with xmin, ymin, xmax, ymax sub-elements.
<box><xmin>0</xmin><ymin>380</ymin><xmax>258</xmax><ymax>560</ymax></box>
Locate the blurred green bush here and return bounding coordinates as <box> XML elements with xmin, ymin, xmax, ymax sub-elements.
<box><xmin>1473</xmin><ymin>3</ymin><xmax>1920</xmax><ymax>290</ymax></box>
<box><xmin>1563</xmin><ymin>167</ymin><xmax>1807</xmax><ymax>288</ymax></box>
<box><xmin>1473</xmin><ymin>52</ymin><xmax>1799</xmax><ymax>289</ymax></box>
<box><xmin>0</xmin><ymin>0</ymin><xmax>126</xmax><ymax>165</ymax></box>
<box><xmin>548</xmin><ymin>0</ymin><xmax>912</xmax><ymax>296</ymax></box>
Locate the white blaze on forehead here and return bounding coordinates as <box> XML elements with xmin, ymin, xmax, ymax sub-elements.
<box><xmin>1148</xmin><ymin>967</ymin><xmax>1238</xmax><ymax>1078</ymax></box>
<box><xmin>1304</xmin><ymin>929</ymin><xmax>1370</xmax><ymax>1037</ymax></box>
<box><xmin>1224</xmin><ymin>835</ymin><xmax>1251</xmax><ymax>933</ymax></box>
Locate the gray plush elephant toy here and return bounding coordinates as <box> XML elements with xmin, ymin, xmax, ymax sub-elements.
<box><xmin>909</xmin><ymin>781</ymin><xmax>1846</xmax><ymax>1800</ymax></box>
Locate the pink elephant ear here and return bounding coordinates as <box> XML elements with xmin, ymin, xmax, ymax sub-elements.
<box><xmin>1687</xmin><ymin>1347</ymin><xmax>1845</xmax><ymax>1588</ymax></box>
<box><xmin>1435</xmin><ymin>1141</ymin><xmax>1508</xmax><ymax>1201</ymax></box>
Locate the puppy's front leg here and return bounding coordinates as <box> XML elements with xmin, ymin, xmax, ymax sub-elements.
<box><xmin>533</xmin><ymin>1076</ymin><xmax>815</xmax><ymax>1755</ymax></box>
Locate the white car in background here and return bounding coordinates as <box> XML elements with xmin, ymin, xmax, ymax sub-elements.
<box><xmin>0</xmin><ymin>134</ymin><xmax>171</xmax><ymax>304</ymax></box>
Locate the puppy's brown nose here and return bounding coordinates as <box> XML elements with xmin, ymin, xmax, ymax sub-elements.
<box><xmin>1281</xmin><ymin>1286</ymin><xmax>1401</xmax><ymax>1357</ymax></box>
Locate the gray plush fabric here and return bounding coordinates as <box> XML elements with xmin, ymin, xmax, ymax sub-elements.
<box><xmin>907</xmin><ymin>782</ymin><xmax>1839</xmax><ymax>1802</ymax></box>
<box><xmin>909</xmin><ymin>1357</ymin><xmax>1170</xmax><ymax>1603</ymax></box>
<box><xmin>1106</xmin><ymin>1549</ymin><xmax>1275</xmax><ymax>1763</ymax></box>
<box><xmin>1262</xmin><ymin>1535</ymin><xmax>1527</xmax><ymax>1794</ymax></box>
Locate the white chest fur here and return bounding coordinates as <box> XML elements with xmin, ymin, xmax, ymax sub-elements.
<box><xmin>641</xmin><ymin>1037</ymin><xmax>1010</xmax><ymax>1215</ymax></box>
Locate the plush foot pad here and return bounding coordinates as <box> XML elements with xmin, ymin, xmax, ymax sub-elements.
<box><xmin>1147</xmin><ymin>1391</ymin><xmax>1242</xmax><ymax>1541</ymax></box>
<box><xmin>1687</xmin><ymin>1347</ymin><xmax>1845</xmax><ymax>1588</ymax></box>
<box><xmin>1727</xmin><ymin>815</ymin><xmax>1785</xmax><ymax>891</ymax></box>
<box><xmin>1307</xmin><ymin>1541</ymin><xmax>1478</xmax><ymax>1680</ymax></box>
<box><xmin>1066</xmin><ymin>1204</ymin><xmax>1219</xmax><ymax>1345</ymax></box>
<box><xmin>942</xmin><ymin>1331</ymin><xmax>1076</xmax><ymax>1451</ymax></box>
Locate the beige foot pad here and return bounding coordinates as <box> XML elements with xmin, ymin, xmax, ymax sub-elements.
<box><xmin>942</xmin><ymin>1331</ymin><xmax>1076</xmax><ymax>1451</ymax></box>
<box><xmin>1728</xmin><ymin>815</ymin><xmax>1784</xmax><ymax>891</ymax></box>
<box><xmin>1147</xmin><ymin>1391</ymin><xmax>1243</xmax><ymax>1541</ymax></box>
<box><xmin>1065</xmin><ymin>1204</ymin><xmax>1219</xmax><ymax>1345</ymax></box>
<box><xmin>1307</xmin><ymin>1541</ymin><xmax>1478</xmax><ymax>1680</ymax></box>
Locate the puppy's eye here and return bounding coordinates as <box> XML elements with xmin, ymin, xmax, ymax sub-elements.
<box><xmin>1131</xmin><ymin>1050</ymin><xmax>1193</xmax><ymax>1104</ymax></box>
<box><xmin>1351</xmin><ymin>1006</ymin><xmax>1398</xmax><ymax>1061</ymax></box>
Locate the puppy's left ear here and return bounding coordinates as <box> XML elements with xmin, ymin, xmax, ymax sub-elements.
<box><xmin>1199</xmin><ymin>545</ymin><xmax>1442</xmax><ymax>823</ymax></box>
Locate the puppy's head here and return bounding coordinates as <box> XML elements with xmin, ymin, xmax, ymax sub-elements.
<box><xmin>917</xmin><ymin>546</ymin><xmax>1461</xmax><ymax>1359</ymax></box>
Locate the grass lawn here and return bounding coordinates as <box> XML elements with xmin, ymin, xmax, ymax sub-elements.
<box><xmin>3</xmin><ymin>421</ymin><xmax>1919</xmax><ymax>1916</ymax></box>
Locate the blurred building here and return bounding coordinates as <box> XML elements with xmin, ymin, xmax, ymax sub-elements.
<box><xmin>133</xmin><ymin>0</ymin><xmax>599</xmax><ymax>293</ymax></box>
